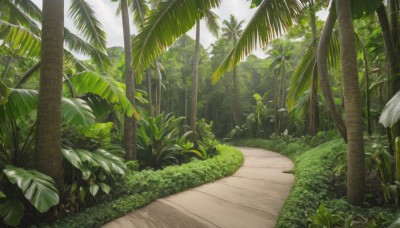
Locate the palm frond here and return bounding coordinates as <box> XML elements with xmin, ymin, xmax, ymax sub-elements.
<box><xmin>131</xmin><ymin>0</ymin><xmax>222</xmax><ymax>73</ymax></box>
<box><xmin>64</xmin><ymin>28</ymin><xmax>110</xmax><ymax>69</ymax></box>
<box><xmin>202</xmin><ymin>9</ymin><xmax>219</xmax><ymax>37</ymax></box>
<box><xmin>212</xmin><ymin>0</ymin><xmax>303</xmax><ymax>83</ymax></box>
<box><xmin>1</xmin><ymin>0</ymin><xmax>41</xmax><ymax>35</ymax></box>
<box><xmin>0</xmin><ymin>20</ymin><xmax>41</xmax><ymax>59</ymax></box>
<box><xmin>68</xmin><ymin>71</ymin><xmax>140</xmax><ymax>119</ymax></box>
<box><xmin>286</xmin><ymin>44</ymin><xmax>315</xmax><ymax>111</ymax></box>
<box><xmin>63</xmin><ymin>49</ymin><xmax>89</xmax><ymax>72</ymax></box>
<box><xmin>129</xmin><ymin>0</ymin><xmax>150</xmax><ymax>28</ymax></box>
<box><xmin>68</xmin><ymin>0</ymin><xmax>107</xmax><ymax>50</ymax></box>
<box><xmin>13</xmin><ymin>0</ymin><xmax>42</xmax><ymax>22</ymax></box>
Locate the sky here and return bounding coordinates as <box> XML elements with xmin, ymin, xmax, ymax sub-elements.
<box><xmin>31</xmin><ymin>0</ymin><xmax>328</xmax><ymax>59</ymax></box>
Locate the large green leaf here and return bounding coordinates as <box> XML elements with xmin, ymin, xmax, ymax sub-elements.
<box><xmin>61</xmin><ymin>98</ymin><xmax>96</xmax><ymax>127</ymax></box>
<box><xmin>131</xmin><ymin>0</ymin><xmax>222</xmax><ymax>74</ymax></box>
<box><xmin>379</xmin><ymin>91</ymin><xmax>400</xmax><ymax>128</ymax></box>
<box><xmin>0</xmin><ymin>80</ymin><xmax>10</xmax><ymax>105</ymax></box>
<box><xmin>0</xmin><ymin>199</ymin><xmax>25</xmax><ymax>226</ymax></box>
<box><xmin>68</xmin><ymin>71</ymin><xmax>139</xmax><ymax>119</ymax></box>
<box><xmin>0</xmin><ymin>89</ymin><xmax>95</xmax><ymax>127</ymax></box>
<box><xmin>3</xmin><ymin>165</ymin><xmax>59</xmax><ymax>213</ymax></box>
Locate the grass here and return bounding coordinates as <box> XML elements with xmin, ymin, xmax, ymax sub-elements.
<box><xmin>51</xmin><ymin>145</ymin><xmax>243</xmax><ymax>228</ymax></box>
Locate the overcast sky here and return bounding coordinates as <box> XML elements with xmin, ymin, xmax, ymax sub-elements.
<box><xmin>31</xmin><ymin>0</ymin><xmax>327</xmax><ymax>58</ymax></box>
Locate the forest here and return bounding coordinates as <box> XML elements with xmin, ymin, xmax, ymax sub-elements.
<box><xmin>1</xmin><ymin>0</ymin><xmax>400</xmax><ymax>227</ymax></box>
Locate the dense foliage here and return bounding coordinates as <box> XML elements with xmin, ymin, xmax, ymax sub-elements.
<box><xmin>53</xmin><ymin>145</ymin><xmax>243</xmax><ymax>228</ymax></box>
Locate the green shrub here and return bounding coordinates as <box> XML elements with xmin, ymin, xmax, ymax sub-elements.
<box><xmin>52</xmin><ymin>145</ymin><xmax>243</xmax><ymax>227</ymax></box>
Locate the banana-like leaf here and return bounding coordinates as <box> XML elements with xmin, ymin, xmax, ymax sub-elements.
<box><xmin>3</xmin><ymin>165</ymin><xmax>59</xmax><ymax>213</ymax></box>
<box><xmin>131</xmin><ymin>0</ymin><xmax>222</xmax><ymax>74</ymax></box>
<box><xmin>379</xmin><ymin>91</ymin><xmax>400</xmax><ymax>128</ymax></box>
<box><xmin>0</xmin><ymin>20</ymin><xmax>41</xmax><ymax>59</ymax></box>
<box><xmin>61</xmin><ymin>98</ymin><xmax>96</xmax><ymax>126</ymax></box>
<box><xmin>0</xmin><ymin>199</ymin><xmax>25</xmax><ymax>226</ymax></box>
<box><xmin>0</xmin><ymin>89</ymin><xmax>96</xmax><ymax>127</ymax></box>
<box><xmin>68</xmin><ymin>71</ymin><xmax>139</xmax><ymax>119</ymax></box>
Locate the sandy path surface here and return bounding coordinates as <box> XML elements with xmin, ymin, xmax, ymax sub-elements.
<box><xmin>103</xmin><ymin>147</ymin><xmax>294</xmax><ymax>228</ymax></box>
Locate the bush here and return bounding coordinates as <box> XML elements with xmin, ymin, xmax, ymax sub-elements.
<box><xmin>52</xmin><ymin>145</ymin><xmax>243</xmax><ymax>227</ymax></box>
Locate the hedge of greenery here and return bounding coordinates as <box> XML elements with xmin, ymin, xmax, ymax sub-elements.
<box><xmin>233</xmin><ymin>138</ymin><xmax>346</xmax><ymax>227</ymax></box>
<box><xmin>52</xmin><ymin>145</ymin><xmax>243</xmax><ymax>228</ymax></box>
<box><xmin>234</xmin><ymin>138</ymin><xmax>398</xmax><ymax>227</ymax></box>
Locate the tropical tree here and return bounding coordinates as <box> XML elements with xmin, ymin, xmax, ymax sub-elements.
<box><xmin>336</xmin><ymin>0</ymin><xmax>365</xmax><ymax>205</ymax></box>
<box><xmin>221</xmin><ymin>15</ymin><xmax>244</xmax><ymax>126</ymax></box>
<box><xmin>34</xmin><ymin>0</ymin><xmax>64</xmax><ymax>190</ymax></box>
<box><xmin>190</xmin><ymin>9</ymin><xmax>219</xmax><ymax>138</ymax></box>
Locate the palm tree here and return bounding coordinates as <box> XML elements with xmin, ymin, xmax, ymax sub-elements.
<box><xmin>115</xmin><ymin>0</ymin><xmax>148</xmax><ymax>160</ymax></box>
<box><xmin>34</xmin><ymin>0</ymin><xmax>64</xmax><ymax>190</ymax></box>
<box><xmin>190</xmin><ymin>9</ymin><xmax>219</xmax><ymax>138</ymax></box>
<box><xmin>336</xmin><ymin>0</ymin><xmax>365</xmax><ymax>205</ymax></box>
<box><xmin>221</xmin><ymin>15</ymin><xmax>244</xmax><ymax>126</ymax></box>
<box><xmin>309</xmin><ymin>0</ymin><xmax>318</xmax><ymax>136</ymax></box>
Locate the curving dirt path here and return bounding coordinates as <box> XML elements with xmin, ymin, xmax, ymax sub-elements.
<box><xmin>103</xmin><ymin>147</ymin><xmax>294</xmax><ymax>228</ymax></box>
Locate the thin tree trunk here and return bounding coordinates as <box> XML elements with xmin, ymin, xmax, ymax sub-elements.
<box><xmin>156</xmin><ymin>61</ymin><xmax>162</xmax><ymax>115</ymax></box>
<box><xmin>147</xmin><ymin>69</ymin><xmax>153</xmax><ymax>117</ymax></box>
<box><xmin>317</xmin><ymin>7</ymin><xmax>347</xmax><ymax>142</ymax></box>
<box><xmin>233</xmin><ymin>36</ymin><xmax>241</xmax><ymax>126</ymax></box>
<box><xmin>190</xmin><ymin>20</ymin><xmax>200</xmax><ymax>137</ymax></box>
<box><xmin>309</xmin><ymin>0</ymin><xmax>318</xmax><ymax>136</ymax></box>
<box><xmin>278</xmin><ymin>60</ymin><xmax>286</xmax><ymax>133</ymax></box>
<box><xmin>363</xmin><ymin>48</ymin><xmax>372</xmax><ymax>136</ymax></box>
<box><xmin>233</xmin><ymin>65</ymin><xmax>241</xmax><ymax>126</ymax></box>
<box><xmin>15</xmin><ymin>62</ymin><xmax>41</xmax><ymax>88</ymax></box>
<box><xmin>35</xmin><ymin>0</ymin><xmax>64</xmax><ymax>190</ymax></box>
<box><xmin>274</xmin><ymin>68</ymin><xmax>279</xmax><ymax>135</ymax></box>
<box><xmin>336</xmin><ymin>0</ymin><xmax>365</xmax><ymax>205</ymax></box>
<box><xmin>1</xmin><ymin>56</ymin><xmax>13</xmax><ymax>81</ymax></box>
<box><xmin>121</xmin><ymin>0</ymin><xmax>136</xmax><ymax>160</ymax></box>
<box><xmin>184</xmin><ymin>87</ymin><xmax>188</xmax><ymax>123</ymax></box>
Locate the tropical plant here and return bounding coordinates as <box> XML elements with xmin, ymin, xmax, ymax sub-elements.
<box><xmin>0</xmin><ymin>165</ymin><xmax>59</xmax><ymax>226</ymax></box>
<box><xmin>61</xmin><ymin>122</ymin><xmax>127</xmax><ymax>214</ymax></box>
<box><xmin>137</xmin><ymin>113</ymin><xmax>203</xmax><ymax>169</ymax></box>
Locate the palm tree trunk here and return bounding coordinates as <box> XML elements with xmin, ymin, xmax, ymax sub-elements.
<box><xmin>363</xmin><ymin>51</ymin><xmax>372</xmax><ymax>136</ymax></box>
<box><xmin>274</xmin><ymin>68</ymin><xmax>279</xmax><ymax>135</ymax></box>
<box><xmin>190</xmin><ymin>20</ymin><xmax>201</xmax><ymax>137</ymax></box>
<box><xmin>317</xmin><ymin>7</ymin><xmax>347</xmax><ymax>142</ymax></box>
<box><xmin>309</xmin><ymin>0</ymin><xmax>318</xmax><ymax>136</ymax></box>
<box><xmin>15</xmin><ymin>62</ymin><xmax>41</xmax><ymax>88</ymax></box>
<box><xmin>35</xmin><ymin>0</ymin><xmax>64</xmax><ymax>190</ymax></box>
<box><xmin>156</xmin><ymin>61</ymin><xmax>162</xmax><ymax>115</ymax></box>
<box><xmin>121</xmin><ymin>0</ymin><xmax>136</xmax><ymax>160</ymax></box>
<box><xmin>336</xmin><ymin>0</ymin><xmax>365</xmax><ymax>206</ymax></box>
<box><xmin>1</xmin><ymin>56</ymin><xmax>13</xmax><ymax>81</ymax></box>
<box><xmin>233</xmin><ymin>65</ymin><xmax>241</xmax><ymax>126</ymax></box>
<box><xmin>147</xmin><ymin>69</ymin><xmax>153</xmax><ymax>117</ymax></box>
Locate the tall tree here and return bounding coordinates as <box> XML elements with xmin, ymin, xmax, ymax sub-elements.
<box><xmin>309</xmin><ymin>0</ymin><xmax>318</xmax><ymax>136</ymax></box>
<box><xmin>35</xmin><ymin>0</ymin><xmax>64</xmax><ymax>190</ymax></box>
<box><xmin>120</xmin><ymin>0</ymin><xmax>136</xmax><ymax>160</ymax></box>
<box><xmin>190</xmin><ymin>9</ymin><xmax>219</xmax><ymax>137</ymax></box>
<box><xmin>222</xmin><ymin>15</ymin><xmax>244</xmax><ymax>126</ymax></box>
<box><xmin>336</xmin><ymin>0</ymin><xmax>365</xmax><ymax>205</ymax></box>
